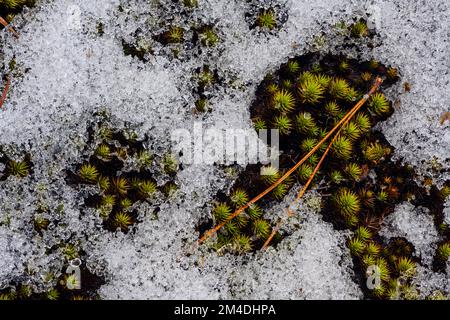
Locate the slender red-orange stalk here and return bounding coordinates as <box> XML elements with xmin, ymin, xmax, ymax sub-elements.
<box><xmin>197</xmin><ymin>77</ymin><xmax>383</xmax><ymax>245</ymax></box>
<box><xmin>0</xmin><ymin>76</ymin><xmax>11</xmax><ymax>109</ymax></box>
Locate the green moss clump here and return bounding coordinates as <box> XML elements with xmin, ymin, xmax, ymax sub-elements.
<box><xmin>350</xmin><ymin>20</ymin><xmax>369</xmax><ymax>38</ymax></box>
<box><xmin>0</xmin><ymin>0</ymin><xmax>35</xmax><ymax>25</ymax></box>
<box><xmin>199</xmin><ymin>26</ymin><xmax>219</xmax><ymax>47</ymax></box>
<box><xmin>68</xmin><ymin>126</ymin><xmax>178</xmax><ymax>233</ymax></box>
<box><xmin>200</xmin><ymin>36</ymin><xmax>448</xmax><ymax>300</ymax></box>
<box><xmin>0</xmin><ymin>152</ymin><xmax>33</xmax><ymax>179</ymax></box>
<box><xmin>256</xmin><ymin>9</ymin><xmax>276</xmax><ymax>30</ymax></box>
<box><xmin>165</xmin><ymin>26</ymin><xmax>184</xmax><ymax>44</ymax></box>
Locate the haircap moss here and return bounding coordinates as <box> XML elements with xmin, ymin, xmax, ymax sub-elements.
<box><xmin>191</xmin><ymin>46</ymin><xmax>449</xmax><ymax>299</ymax></box>
<box><xmin>66</xmin><ymin>125</ymin><xmax>179</xmax><ymax>234</ymax></box>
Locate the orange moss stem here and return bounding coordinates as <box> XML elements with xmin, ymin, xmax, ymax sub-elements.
<box><xmin>0</xmin><ymin>16</ymin><xmax>20</xmax><ymax>38</ymax></box>
<box><xmin>198</xmin><ymin>77</ymin><xmax>383</xmax><ymax>246</ymax></box>
<box><xmin>261</xmin><ymin>98</ymin><xmax>365</xmax><ymax>249</ymax></box>
<box><xmin>0</xmin><ymin>76</ymin><xmax>11</xmax><ymax>109</ymax></box>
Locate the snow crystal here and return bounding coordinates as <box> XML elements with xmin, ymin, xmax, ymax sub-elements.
<box><xmin>230</xmin><ymin>203</ymin><xmax>362</xmax><ymax>300</ymax></box>
<box><xmin>372</xmin><ymin>1</ymin><xmax>450</xmax><ymax>187</ymax></box>
<box><xmin>380</xmin><ymin>202</ymin><xmax>439</xmax><ymax>266</ymax></box>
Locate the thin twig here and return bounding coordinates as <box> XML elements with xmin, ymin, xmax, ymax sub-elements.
<box><xmin>0</xmin><ymin>16</ymin><xmax>20</xmax><ymax>38</ymax></box>
<box><xmin>261</xmin><ymin>77</ymin><xmax>383</xmax><ymax>249</ymax></box>
<box><xmin>0</xmin><ymin>76</ymin><xmax>11</xmax><ymax>109</ymax></box>
<box><xmin>197</xmin><ymin>77</ymin><xmax>383</xmax><ymax>245</ymax></box>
